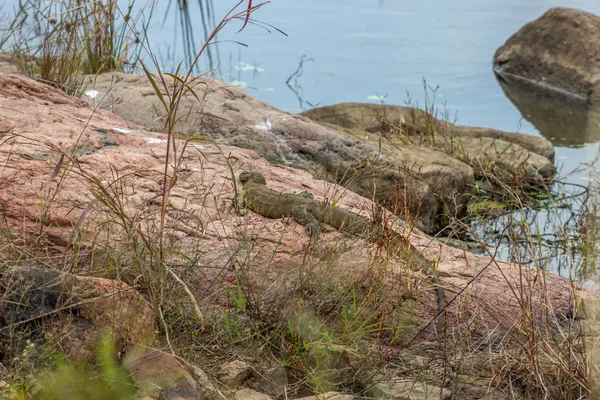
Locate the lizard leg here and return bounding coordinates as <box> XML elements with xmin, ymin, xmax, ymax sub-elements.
<box><xmin>232</xmin><ymin>190</ymin><xmax>248</xmax><ymax>216</ymax></box>
<box><xmin>292</xmin><ymin>205</ymin><xmax>321</xmax><ymax>238</ymax></box>
<box><xmin>298</xmin><ymin>190</ymin><xmax>314</xmax><ymax>199</ymax></box>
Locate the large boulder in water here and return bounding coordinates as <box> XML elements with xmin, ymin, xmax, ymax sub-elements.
<box><xmin>493</xmin><ymin>8</ymin><xmax>600</xmax><ymax>103</ymax></box>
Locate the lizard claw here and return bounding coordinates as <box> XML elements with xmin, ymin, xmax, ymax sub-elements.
<box><xmin>298</xmin><ymin>190</ymin><xmax>314</xmax><ymax>199</ymax></box>
<box><xmin>233</xmin><ymin>192</ymin><xmax>248</xmax><ymax>216</ymax></box>
<box><xmin>305</xmin><ymin>223</ymin><xmax>321</xmax><ymax>238</ymax></box>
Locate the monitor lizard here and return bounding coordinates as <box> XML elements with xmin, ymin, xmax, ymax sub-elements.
<box><xmin>233</xmin><ymin>170</ymin><xmax>445</xmax><ymax>324</ymax></box>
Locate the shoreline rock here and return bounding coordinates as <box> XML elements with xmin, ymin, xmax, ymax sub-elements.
<box><xmin>494</xmin><ymin>7</ymin><xmax>600</xmax><ymax>104</ymax></box>
<box><xmin>0</xmin><ymin>72</ymin><xmax>590</xmax><ymax>400</ymax></box>
<box><xmin>79</xmin><ymin>73</ymin><xmax>554</xmax><ymax>233</ymax></box>
<box><xmin>0</xmin><ymin>73</ymin><xmax>580</xmax><ymax>334</ymax></box>
<box><xmin>301</xmin><ymin>102</ymin><xmax>555</xmax><ymax>220</ymax></box>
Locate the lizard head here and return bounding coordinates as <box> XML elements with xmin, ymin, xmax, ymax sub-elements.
<box><xmin>239</xmin><ymin>170</ymin><xmax>267</xmax><ymax>185</ymax></box>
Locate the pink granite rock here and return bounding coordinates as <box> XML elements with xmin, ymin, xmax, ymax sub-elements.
<box><xmin>0</xmin><ymin>74</ymin><xmax>589</xmax><ymax>343</ymax></box>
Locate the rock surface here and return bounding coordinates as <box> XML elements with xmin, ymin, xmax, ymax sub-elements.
<box><xmin>0</xmin><ymin>73</ymin><xmax>585</xmax><ymax>338</ymax></box>
<box><xmin>458</xmin><ymin>126</ymin><xmax>554</xmax><ymax>162</ymax></box>
<box><xmin>256</xmin><ymin>366</ymin><xmax>289</xmax><ymax>398</ymax></box>
<box><xmin>80</xmin><ymin>72</ymin><xmax>444</xmax><ymax>232</ymax></box>
<box><xmin>0</xmin><ymin>54</ymin><xmax>24</xmax><ymax>75</ymax></box>
<box><xmin>367</xmin><ymin>378</ymin><xmax>451</xmax><ymax>400</ymax></box>
<box><xmin>123</xmin><ymin>346</ymin><xmax>205</xmax><ymax>400</ymax></box>
<box><xmin>493</xmin><ymin>7</ymin><xmax>600</xmax><ymax>103</ymax></box>
<box><xmin>234</xmin><ymin>388</ymin><xmax>272</xmax><ymax>400</ymax></box>
<box><xmin>0</xmin><ymin>267</ymin><xmax>154</xmax><ymax>362</ymax></box>
<box><xmin>294</xmin><ymin>393</ymin><xmax>354</xmax><ymax>400</ymax></box>
<box><xmin>80</xmin><ymin>74</ymin><xmax>558</xmax><ymax>233</ymax></box>
<box><xmin>217</xmin><ymin>360</ymin><xmax>252</xmax><ymax>389</ymax></box>
<box><xmin>0</xmin><ymin>73</ymin><xmax>594</xmax><ymax>399</ymax></box>
<box><xmin>456</xmin><ymin>135</ymin><xmax>554</xmax><ymax>184</ymax></box>
<box><xmin>301</xmin><ymin>102</ymin><xmax>555</xmax><ymax>186</ymax></box>
<box><xmin>301</xmin><ymin>102</ymin><xmax>554</xmax><ymax>162</ymax></box>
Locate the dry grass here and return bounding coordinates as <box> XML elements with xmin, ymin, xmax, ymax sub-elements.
<box><xmin>0</xmin><ymin>0</ymin><xmax>150</xmax><ymax>96</ymax></box>
<box><xmin>0</xmin><ymin>2</ymin><xmax>595</xmax><ymax>400</ymax></box>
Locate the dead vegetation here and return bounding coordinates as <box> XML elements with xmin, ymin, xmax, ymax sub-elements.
<box><xmin>0</xmin><ymin>1</ymin><xmax>596</xmax><ymax>399</ymax></box>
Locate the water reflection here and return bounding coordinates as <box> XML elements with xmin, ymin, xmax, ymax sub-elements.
<box><xmin>495</xmin><ymin>72</ymin><xmax>600</xmax><ymax>147</ymax></box>
<box><xmin>166</xmin><ymin>0</ymin><xmax>220</xmax><ymax>72</ymax></box>
<box><xmin>490</xmin><ymin>72</ymin><xmax>598</xmax><ymax>277</ymax></box>
<box><xmin>285</xmin><ymin>55</ymin><xmax>320</xmax><ymax>110</ymax></box>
